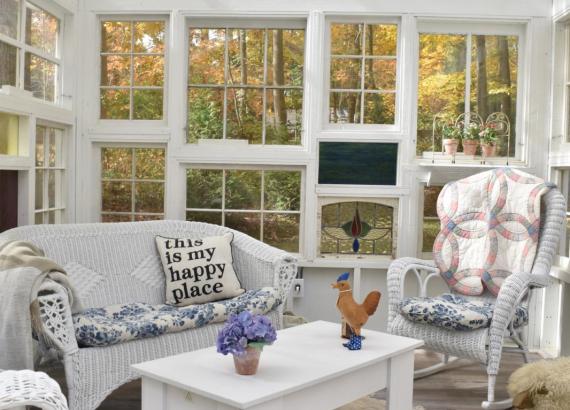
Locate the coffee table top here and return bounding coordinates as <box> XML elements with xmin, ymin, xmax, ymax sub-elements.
<box><xmin>132</xmin><ymin>320</ymin><xmax>423</xmax><ymax>409</ymax></box>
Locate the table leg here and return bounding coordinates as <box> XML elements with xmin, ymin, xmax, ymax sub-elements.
<box><xmin>386</xmin><ymin>350</ymin><xmax>415</xmax><ymax>410</ymax></box>
<box><xmin>141</xmin><ymin>377</ymin><xmax>166</xmax><ymax>410</ymax></box>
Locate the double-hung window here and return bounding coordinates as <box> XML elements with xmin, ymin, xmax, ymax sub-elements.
<box><xmin>187</xmin><ymin>21</ymin><xmax>305</xmax><ymax>145</ymax></box>
<box><xmin>326</xmin><ymin>19</ymin><xmax>399</xmax><ymax>126</ymax></box>
<box><xmin>0</xmin><ymin>0</ymin><xmax>61</xmax><ymax>102</ymax></box>
<box><xmin>99</xmin><ymin>18</ymin><xmax>166</xmax><ymax>120</ymax></box>
<box><xmin>416</xmin><ymin>21</ymin><xmax>524</xmax><ymax>159</ymax></box>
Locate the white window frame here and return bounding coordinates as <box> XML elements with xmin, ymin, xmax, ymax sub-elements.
<box><xmin>323</xmin><ymin>15</ymin><xmax>402</xmax><ymax>132</ymax></box>
<box><xmin>98</xmin><ymin>144</ymin><xmax>167</xmax><ymax>222</ymax></box>
<box><xmin>184</xmin><ymin>163</ymin><xmax>305</xmax><ymax>256</ymax></box>
<box><xmin>34</xmin><ymin>119</ymin><xmax>67</xmax><ymax>224</ymax></box>
<box><xmin>414</xmin><ymin>19</ymin><xmax>528</xmax><ymax>162</ymax></box>
<box><xmin>97</xmin><ymin>15</ymin><xmax>169</xmax><ymax>125</ymax></box>
<box><xmin>0</xmin><ymin>0</ymin><xmax>63</xmax><ymax>103</ymax></box>
<box><xmin>184</xmin><ymin>17</ymin><xmax>307</xmax><ymax>147</ymax></box>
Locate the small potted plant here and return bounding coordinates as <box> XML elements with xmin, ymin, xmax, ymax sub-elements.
<box><xmin>479</xmin><ymin>123</ymin><xmax>498</xmax><ymax>157</ymax></box>
<box><xmin>441</xmin><ymin>122</ymin><xmax>460</xmax><ymax>155</ymax></box>
<box><xmin>216</xmin><ymin>311</ymin><xmax>277</xmax><ymax>375</ymax></box>
<box><xmin>462</xmin><ymin>122</ymin><xmax>480</xmax><ymax>156</ymax></box>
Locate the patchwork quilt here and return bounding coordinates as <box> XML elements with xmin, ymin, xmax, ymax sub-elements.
<box><xmin>73</xmin><ymin>287</ymin><xmax>281</xmax><ymax>347</ymax></box>
<box><xmin>434</xmin><ymin>168</ymin><xmax>553</xmax><ymax>296</ymax></box>
<box><xmin>400</xmin><ymin>293</ymin><xmax>528</xmax><ymax>331</ymax></box>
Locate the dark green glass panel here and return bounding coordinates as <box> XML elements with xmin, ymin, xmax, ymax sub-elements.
<box><xmin>318</xmin><ymin>142</ymin><xmax>397</xmax><ymax>185</ymax></box>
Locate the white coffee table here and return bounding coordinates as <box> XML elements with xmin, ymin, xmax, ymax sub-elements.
<box><xmin>133</xmin><ymin>320</ymin><xmax>423</xmax><ymax>410</ymax></box>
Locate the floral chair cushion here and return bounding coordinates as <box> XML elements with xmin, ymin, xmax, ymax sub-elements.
<box><xmin>73</xmin><ymin>287</ymin><xmax>281</xmax><ymax>347</ymax></box>
<box><xmin>399</xmin><ymin>293</ymin><xmax>528</xmax><ymax>331</ymax></box>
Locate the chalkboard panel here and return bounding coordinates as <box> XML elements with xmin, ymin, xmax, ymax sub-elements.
<box><xmin>318</xmin><ymin>142</ymin><xmax>398</xmax><ymax>185</ymax></box>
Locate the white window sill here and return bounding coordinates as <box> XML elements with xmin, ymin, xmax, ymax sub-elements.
<box><xmin>299</xmin><ymin>257</ymin><xmax>393</xmax><ymax>269</ymax></box>
<box><xmin>417</xmin><ymin>152</ymin><xmax>525</xmax><ymax>168</ymax></box>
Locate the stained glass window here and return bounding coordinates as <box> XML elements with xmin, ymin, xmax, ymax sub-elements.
<box><xmin>318</xmin><ymin>142</ymin><xmax>397</xmax><ymax>185</ymax></box>
<box><xmin>320</xmin><ymin>201</ymin><xmax>394</xmax><ymax>256</ymax></box>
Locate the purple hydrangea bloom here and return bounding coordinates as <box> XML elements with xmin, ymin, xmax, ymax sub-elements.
<box><xmin>216</xmin><ymin>311</ymin><xmax>276</xmax><ymax>356</ymax></box>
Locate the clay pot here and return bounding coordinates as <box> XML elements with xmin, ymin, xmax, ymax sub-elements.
<box><xmin>481</xmin><ymin>143</ymin><xmax>497</xmax><ymax>157</ymax></box>
<box><xmin>462</xmin><ymin>139</ymin><xmax>479</xmax><ymax>156</ymax></box>
<box><xmin>443</xmin><ymin>138</ymin><xmax>459</xmax><ymax>155</ymax></box>
<box><xmin>233</xmin><ymin>346</ymin><xmax>261</xmax><ymax>375</ymax></box>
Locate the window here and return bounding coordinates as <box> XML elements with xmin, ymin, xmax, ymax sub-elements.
<box><xmin>320</xmin><ymin>200</ymin><xmax>396</xmax><ymax>256</ymax></box>
<box><xmin>416</xmin><ymin>30</ymin><xmax>519</xmax><ymax>157</ymax></box>
<box><xmin>328</xmin><ymin>21</ymin><xmax>398</xmax><ymax>125</ymax></box>
<box><xmin>35</xmin><ymin>124</ymin><xmax>65</xmax><ymax>224</ymax></box>
<box><xmin>186</xmin><ymin>168</ymin><xmax>301</xmax><ymax>252</ymax></box>
<box><xmin>318</xmin><ymin>142</ymin><xmax>397</xmax><ymax>185</ymax></box>
<box><xmin>0</xmin><ymin>112</ymin><xmax>19</xmax><ymax>155</ymax></box>
<box><xmin>101</xmin><ymin>147</ymin><xmax>165</xmax><ymax>221</ymax></box>
<box><xmin>421</xmin><ymin>185</ymin><xmax>443</xmax><ymax>256</ymax></box>
<box><xmin>0</xmin><ymin>0</ymin><xmax>60</xmax><ymax>102</ymax></box>
<box><xmin>100</xmin><ymin>19</ymin><xmax>166</xmax><ymax>120</ymax></box>
<box><xmin>187</xmin><ymin>26</ymin><xmax>305</xmax><ymax>145</ymax></box>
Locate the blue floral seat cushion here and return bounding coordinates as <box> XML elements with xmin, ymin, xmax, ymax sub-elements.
<box><xmin>73</xmin><ymin>287</ymin><xmax>281</xmax><ymax>347</ymax></box>
<box><xmin>399</xmin><ymin>293</ymin><xmax>528</xmax><ymax>331</ymax></box>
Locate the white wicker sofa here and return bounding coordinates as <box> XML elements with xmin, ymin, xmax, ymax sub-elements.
<box><xmin>0</xmin><ymin>221</ymin><xmax>297</xmax><ymax>410</ymax></box>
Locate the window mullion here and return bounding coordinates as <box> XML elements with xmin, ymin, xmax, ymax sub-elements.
<box><xmin>260</xmin><ymin>170</ymin><xmax>265</xmax><ymax>241</ymax></box>
<box><xmin>131</xmin><ymin>148</ymin><xmax>136</xmax><ymax>220</ymax></box>
<box><xmin>222</xmin><ymin>28</ymin><xmax>229</xmax><ymax>140</ymax></box>
<box><xmin>262</xmin><ymin>29</ymin><xmax>268</xmax><ymax>145</ymax></box>
<box><xmin>129</xmin><ymin>21</ymin><xmax>135</xmax><ymax>120</ymax></box>
<box><xmin>360</xmin><ymin>23</ymin><xmax>366</xmax><ymax>124</ymax></box>
<box><xmin>221</xmin><ymin>169</ymin><xmax>226</xmax><ymax>226</ymax></box>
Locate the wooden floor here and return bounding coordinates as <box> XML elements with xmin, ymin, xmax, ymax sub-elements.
<box><xmin>42</xmin><ymin>349</ymin><xmax>533</xmax><ymax>410</ymax></box>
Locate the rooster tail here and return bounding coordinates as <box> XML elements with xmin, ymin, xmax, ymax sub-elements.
<box><xmin>363</xmin><ymin>291</ymin><xmax>381</xmax><ymax>316</ymax></box>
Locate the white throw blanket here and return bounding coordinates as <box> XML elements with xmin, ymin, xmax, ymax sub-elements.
<box><xmin>0</xmin><ymin>240</ymin><xmax>80</xmax><ymax>370</ymax></box>
<box><xmin>433</xmin><ymin>168</ymin><xmax>553</xmax><ymax>296</ymax></box>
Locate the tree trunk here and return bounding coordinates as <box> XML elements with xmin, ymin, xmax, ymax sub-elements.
<box><xmin>239</xmin><ymin>30</ymin><xmax>248</xmax><ymax>84</ymax></box>
<box><xmin>497</xmin><ymin>37</ymin><xmax>512</xmax><ymax>118</ymax></box>
<box><xmin>272</xmin><ymin>30</ymin><xmax>287</xmax><ymax>125</ymax></box>
<box><xmin>475</xmin><ymin>36</ymin><xmax>488</xmax><ymax>120</ymax></box>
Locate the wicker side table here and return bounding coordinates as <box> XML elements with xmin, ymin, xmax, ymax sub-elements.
<box><xmin>0</xmin><ymin>370</ymin><xmax>67</xmax><ymax>410</ymax></box>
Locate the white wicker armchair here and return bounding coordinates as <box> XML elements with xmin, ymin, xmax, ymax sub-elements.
<box><xmin>387</xmin><ymin>186</ymin><xmax>566</xmax><ymax>410</ymax></box>
<box><xmin>0</xmin><ymin>221</ymin><xmax>297</xmax><ymax>410</ymax></box>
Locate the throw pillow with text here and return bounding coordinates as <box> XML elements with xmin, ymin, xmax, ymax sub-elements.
<box><xmin>155</xmin><ymin>233</ymin><xmax>245</xmax><ymax>306</ymax></box>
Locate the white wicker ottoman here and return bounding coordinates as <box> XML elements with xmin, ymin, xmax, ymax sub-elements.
<box><xmin>0</xmin><ymin>370</ymin><xmax>68</xmax><ymax>410</ymax></box>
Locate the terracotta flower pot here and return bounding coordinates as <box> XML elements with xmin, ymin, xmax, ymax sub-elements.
<box><xmin>481</xmin><ymin>143</ymin><xmax>497</xmax><ymax>157</ymax></box>
<box><xmin>462</xmin><ymin>139</ymin><xmax>479</xmax><ymax>156</ymax></box>
<box><xmin>233</xmin><ymin>346</ymin><xmax>261</xmax><ymax>375</ymax></box>
<box><xmin>443</xmin><ymin>138</ymin><xmax>459</xmax><ymax>155</ymax></box>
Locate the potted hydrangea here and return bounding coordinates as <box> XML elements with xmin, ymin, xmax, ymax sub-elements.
<box><xmin>479</xmin><ymin>123</ymin><xmax>498</xmax><ymax>157</ymax></box>
<box><xmin>441</xmin><ymin>122</ymin><xmax>461</xmax><ymax>155</ymax></box>
<box><xmin>462</xmin><ymin>122</ymin><xmax>480</xmax><ymax>156</ymax></box>
<box><xmin>216</xmin><ymin>311</ymin><xmax>277</xmax><ymax>375</ymax></box>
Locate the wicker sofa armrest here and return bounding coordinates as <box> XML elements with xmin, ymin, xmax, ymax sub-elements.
<box><xmin>387</xmin><ymin>257</ymin><xmax>441</xmax><ymax>327</ymax></box>
<box><xmin>231</xmin><ymin>231</ymin><xmax>298</xmax><ymax>305</ymax></box>
<box><xmin>36</xmin><ymin>281</ymin><xmax>78</xmax><ymax>355</ymax></box>
<box><xmin>487</xmin><ymin>271</ymin><xmax>549</xmax><ymax>375</ymax></box>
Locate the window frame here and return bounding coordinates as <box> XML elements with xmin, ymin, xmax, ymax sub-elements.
<box><xmin>34</xmin><ymin>119</ymin><xmax>67</xmax><ymax>224</ymax></box>
<box><xmin>97</xmin><ymin>15</ymin><xmax>169</xmax><ymax>124</ymax></box>
<box><xmin>184</xmin><ymin>163</ymin><xmax>305</xmax><ymax>255</ymax></box>
<box><xmin>0</xmin><ymin>0</ymin><xmax>63</xmax><ymax>103</ymax></box>
<box><xmin>323</xmin><ymin>15</ymin><xmax>402</xmax><ymax>132</ymax></box>
<box><xmin>184</xmin><ymin>17</ymin><xmax>307</xmax><ymax>146</ymax></box>
<box><xmin>97</xmin><ymin>144</ymin><xmax>167</xmax><ymax>222</ymax></box>
<box><xmin>414</xmin><ymin>19</ymin><xmax>528</xmax><ymax>162</ymax></box>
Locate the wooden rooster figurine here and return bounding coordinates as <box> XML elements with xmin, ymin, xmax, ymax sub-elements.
<box><xmin>332</xmin><ymin>272</ymin><xmax>381</xmax><ymax>350</ymax></box>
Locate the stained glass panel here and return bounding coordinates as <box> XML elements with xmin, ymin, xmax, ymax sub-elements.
<box><xmin>320</xmin><ymin>201</ymin><xmax>394</xmax><ymax>256</ymax></box>
<box><xmin>318</xmin><ymin>142</ymin><xmax>397</xmax><ymax>185</ymax></box>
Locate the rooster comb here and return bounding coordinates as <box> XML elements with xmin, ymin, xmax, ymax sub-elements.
<box><xmin>337</xmin><ymin>272</ymin><xmax>350</xmax><ymax>282</ymax></box>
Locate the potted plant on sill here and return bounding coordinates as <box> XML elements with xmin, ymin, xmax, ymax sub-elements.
<box><xmin>462</xmin><ymin>122</ymin><xmax>480</xmax><ymax>156</ymax></box>
<box><xmin>442</xmin><ymin>123</ymin><xmax>461</xmax><ymax>155</ymax></box>
<box><xmin>479</xmin><ymin>123</ymin><xmax>498</xmax><ymax>157</ymax></box>
<box><xmin>216</xmin><ymin>311</ymin><xmax>277</xmax><ymax>375</ymax></box>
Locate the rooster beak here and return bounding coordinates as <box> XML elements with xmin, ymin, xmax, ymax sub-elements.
<box><xmin>331</xmin><ymin>282</ymin><xmax>339</xmax><ymax>289</ymax></box>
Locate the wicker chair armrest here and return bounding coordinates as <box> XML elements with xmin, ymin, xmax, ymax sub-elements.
<box><xmin>36</xmin><ymin>282</ymin><xmax>78</xmax><ymax>355</ymax></box>
<box><xmin>487</xmin><ymin>271</ymin><xmax>548</xmax><ymax>375</ymax></box>
<box><xmin>387</xmin><ymin>257</ymin><xmax>441</xmax><ymax>327</ymax></box>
